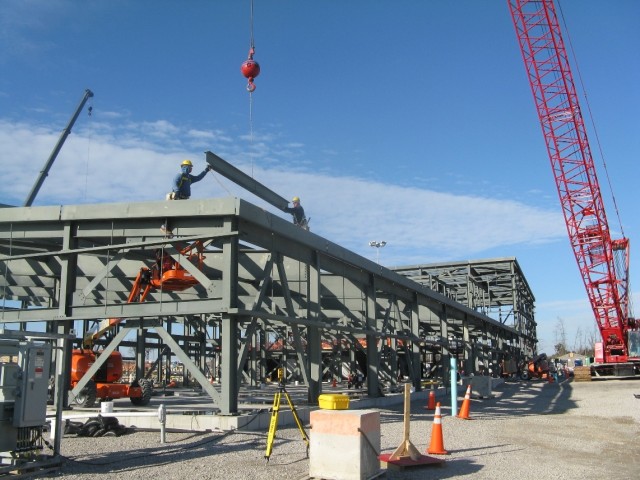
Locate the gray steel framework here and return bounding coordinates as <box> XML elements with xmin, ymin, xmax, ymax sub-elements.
<box><xmin>0</xmin><ymin>198</ymin><xmax>535</xmax><ymax>414</ymax></box>
<box><xmin>393</xmin><ymin>259</ymin><xmax>537</xmax><ymax>368</ymax></box>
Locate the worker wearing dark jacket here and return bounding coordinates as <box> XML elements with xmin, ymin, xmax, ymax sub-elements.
<box><xmin>169</xmin><ymin>159</ymin><xmax>211</xmax><ymax>199</ymax></box>
<box><xmin>283</xmin><ymin>196</ymin><xmax>309</xmax><ymax>230</ymax></box>
<box><xmin>162</xmin><ymin>159</ymin><xmax>211</xmax><ymax>235</ymax></box>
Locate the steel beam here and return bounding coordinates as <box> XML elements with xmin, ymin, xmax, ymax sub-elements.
<box><xmin>205</xmin><ymin>151</ymin><xmax>289</xmax><ymax>210</ymax></box>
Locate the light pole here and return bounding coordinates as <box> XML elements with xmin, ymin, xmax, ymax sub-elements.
<box><xmin>369</xmin><ymin>240</ymin><xmax>387</xmax><ymax>264</ymax></box>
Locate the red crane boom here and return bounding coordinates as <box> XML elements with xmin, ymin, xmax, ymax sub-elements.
<box><xmin>507</xmin><ymin>0</ymin><xmax>635</xmax><ymax>364</ymax></box>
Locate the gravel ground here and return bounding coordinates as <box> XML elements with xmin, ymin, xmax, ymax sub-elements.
<box><xmin>35</xmin><ymin>378</ymin><xmax>640</xmax><ymax>480</ymax></box>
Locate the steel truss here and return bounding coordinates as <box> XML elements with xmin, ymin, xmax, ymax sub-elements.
<box><xmin>0</xmin><ymin>198</ymin><xmax>533</xmax><ymax>413</ymax></box>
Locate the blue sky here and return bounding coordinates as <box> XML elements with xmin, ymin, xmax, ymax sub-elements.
<box><xmin>0</xmin><ymin>0</ymin><xmax>638</xmax><ymax>354</ymax></box>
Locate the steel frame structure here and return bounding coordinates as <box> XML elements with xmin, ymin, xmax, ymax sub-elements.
<box><xmin>394</xmin><ymin>258</ymin><xmax>537</xmax><ymax>361</ymax></box>
<box><xmin>1</xmin><ymin>198</ymin><xmax>532</xmax><ymax>414</ymax></box>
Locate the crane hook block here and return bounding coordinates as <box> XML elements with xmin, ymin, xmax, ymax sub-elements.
<box><xmin>241</xmin><ymin>48</ymin><xmax>260</xmax><ymax>91</ymax></box>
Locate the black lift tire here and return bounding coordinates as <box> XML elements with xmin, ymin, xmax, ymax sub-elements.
<box><xmin>75</xmin><ymin>379</ymin><xmax>97</xmax><ymax>408</ymax></box>
<box><xmin>130</xmin><ymin>378</ymin><xmax>153</xmax><ymax>406</ymax></box>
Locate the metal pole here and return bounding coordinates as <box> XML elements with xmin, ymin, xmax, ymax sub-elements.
<box><xmin>450</xmin><ymin>357</ymin><xmax>458</xmax><ymax>415</ymax></box>
<box><xmin>52</xmin><ymin>337</ymin><xmax>67</xmax><ymax>454</ymax></box>
<box><xmin>369</xmin><ymin>241</ymin><xmax>386</xmax><ymax>265</ymax></box>
<box><xmin>24</xmin><ymin>89</ymin><xmax>94</xmax><ymax>207</ymax></box>
<box><xmin>158</xmin><ymin>404</ymin><xmax>166</xmax><ymax>444</ymax></box>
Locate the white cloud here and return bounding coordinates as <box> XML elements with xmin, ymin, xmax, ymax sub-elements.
<box><xmin>0</xmin><ymin>118</ymin><xmax>566</xmax><ymax>260</ymax></box>
<box><xmin>186</xmin><ymin>129</ymin><xmax>232</xmax><ymax>144</ymax></box>
<box><xmin>139</xmin><ymin>120</ymin><xmax>180</xmax><ymax>139</ymax></box>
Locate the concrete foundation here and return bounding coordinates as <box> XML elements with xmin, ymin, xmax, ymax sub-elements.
<box><xmin>470</xmin><ymin>376</ymin><xmax>493</xmax><ymax>398</ymax></box>
<box><xmin>309</xmin><ymin>409</ymin><xmax>381</xmax><ymax>480</ymax></box>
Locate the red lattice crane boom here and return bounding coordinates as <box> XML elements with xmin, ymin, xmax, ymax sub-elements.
<box><xmin>507</xmin><ymin>0</ymin><xmax>635</xmax><ymax>364</ymax></box>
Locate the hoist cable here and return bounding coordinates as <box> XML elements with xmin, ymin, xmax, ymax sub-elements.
<box><xmin>83</xmin><ymin>100</ymin><xmax>94</xmax><ymax>202</ymax></box>
<box><xmin>209</xmin><ymin>171</ymin><xmax>233</xmax><ymax>196</ymax></box>
<box><xmin>249</xmin><ymin>0</ymin><xmax>255</xmax><ymax>50</ymax></box>
<box><xmin>248</xmin><ymin>0</ymin><xmax>255</xmax><ymax>178</ymax></box>
<box><xmin>249</xmin><ymin>85</ymin><xmax>255</xmax><ymax>178</ymax></box>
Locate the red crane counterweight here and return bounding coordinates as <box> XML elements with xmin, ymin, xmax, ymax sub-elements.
<box><xmin>241</xmin><ymin>47</ymin><xmax>260</xmax><ymax>92</ymax></box>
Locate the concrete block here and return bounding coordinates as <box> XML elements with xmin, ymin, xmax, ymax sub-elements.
<box><xmin>470</xmin><ymin>376</ymin><xmax>492</xmax><ymax>398</ymax></box>
<box><xmin>309</xmin><ymin>409</ymin><xmax>381</xmax><ymax>480</ymax></box>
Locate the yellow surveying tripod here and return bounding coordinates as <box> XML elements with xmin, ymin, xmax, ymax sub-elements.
<box><xmin>264</xmin><ymin>368</ymin><xmax>309</xmax><ymax>462</ymax></box>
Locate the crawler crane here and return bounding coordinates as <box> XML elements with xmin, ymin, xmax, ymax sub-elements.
<box><xmin>508</xmin><ymin>0</ymin><xmax>638</xmax><ymax>375</ymax></box>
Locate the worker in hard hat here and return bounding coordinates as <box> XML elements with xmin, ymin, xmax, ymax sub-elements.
<box><xmin>167</xmin><ymin>159</ymin><xmax>212</xmax><ymax>200</ymax></box>
<box><xmin>162</xmin><ymin>160</ymin><xmax>212</xmax><ymax>235</ymax></box>
<box><xmin>283</xmin><ymin>196</ymin><xmax>309</xmax><ymax>230</ymax></box>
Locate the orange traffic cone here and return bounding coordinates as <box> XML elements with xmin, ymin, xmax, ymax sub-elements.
<box><xmin>427</xmin><ymin>402</ymin><xmax>449</xmax><ymax>455</ymax></box>
<box><xmin>332</xmin><ymin>378</ymin><xmax>337</xmax><ymax>388</ymax></box>
<box><xmin>457</xmin><ymin>384</ymin><xmax>472</xmax><ymax>420</ymax></box>
<box><xmin>424</xmin><ymin>390</ymin><xmax>436</xmax><ymax>410</ymax></box>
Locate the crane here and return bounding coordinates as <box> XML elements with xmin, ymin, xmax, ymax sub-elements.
<box><xmin>24</xmin><ymin>89</ymin><xmax>93</xmax><ymax>207</ymax></box>
<box><xmin>507</xmin><ymin>0</ymin><xmax>637</xmax><ymax>373</ymax></box>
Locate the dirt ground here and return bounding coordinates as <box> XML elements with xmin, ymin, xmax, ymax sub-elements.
<box><xmin>31</xmin><ymin>377</ymin><xmax>640</xmax><ymax>479</ymax></box>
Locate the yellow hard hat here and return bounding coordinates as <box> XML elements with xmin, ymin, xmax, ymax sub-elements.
<box><xmin>181</xmin><ymin>159</ymin><xmax>193</xmax><ymax>167</ymax></box>
<box><xmin>292</xmin><ymin>196</ymin><xmax>300</xmax><ymax>203</ymax></box>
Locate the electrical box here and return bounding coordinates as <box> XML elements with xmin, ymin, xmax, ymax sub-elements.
<box><xmin>0</xmin><ymin>331</ymin><xmax>68</xmax><ymax>475</ymax></box>
<box><xmin>0</xmin><ymin>362</ymin><xmax>21</xmax><ymax>405</ymax></box>
<box><xmin>0</xmin><ymin>339</ymin><xmax>52</xmax><ymax>435</ymax></box>
<box><xmin>14</xmin><ymin>342</ymin><xmax>52</xmax><ymax>427</ymax></box>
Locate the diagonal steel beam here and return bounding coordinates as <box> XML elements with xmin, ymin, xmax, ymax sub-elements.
<box><xmin>205</xmin><ymin>151</ymin><xmax>289</xmax><ymax>210</ymax></box>
<box><xmin>76</xmin><ymin>250</ymin><xmax>128</xmax><ymax>303</ymax></box>
<box><xmin>236</xmin><ymin>254</ymin><xmax>274</xmax><ymax>384</ymax></box>
<box><xmin>275</xmin><ymin>253</ymin><xmax>310</xmax><ymax>386</ymax></box>
<box><xmin>69</xmin><ymin>326</ymin><xmax>131</xmax><ymax>401</ymax></box>
<box><xmin>155</xmin><ymin>326</ymin><xmax>222</xmax><ymax>405</ymax></box>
